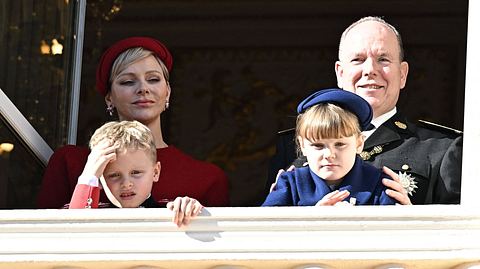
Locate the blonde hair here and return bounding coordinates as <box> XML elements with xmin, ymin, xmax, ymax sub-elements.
<box><xmin>109</xmin><ymin>47</ymin><xmax>170</xmax><ymax>90</ymax></box>
<box><xmin>89</xmin><ymin>120</ymin><xmax>157</xmax><ymax>163</ymax></box>
<box><xmin>296</xmin><ymin>103</ymin><xmax>361</xmax><ymax>150</ymax></box>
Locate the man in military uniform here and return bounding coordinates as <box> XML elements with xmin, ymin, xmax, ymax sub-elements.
<box><xmin>267</xmin><ymin>16</ymin><xmax>462</xmax><ymax>205</ymax></box>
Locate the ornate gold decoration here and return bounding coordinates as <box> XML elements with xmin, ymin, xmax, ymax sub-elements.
<box><xmin>395</xmin><ymin>121</ymin><xmax>407</xmax><ymax>129</ymax></box>
<box><xmin>398</xmin><ymin>171</ymin><xmax>418</xmax><ymax>196</ymax></box>
<box><xmin>360</xmin><ymin>145</ymin><xmax>383</xmax><ymax>161</ymax></box>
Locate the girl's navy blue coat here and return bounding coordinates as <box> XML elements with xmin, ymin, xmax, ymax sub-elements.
<box><xmin>262</xmin><ymin>156</ymin><xmax>396</xmax><ymax>206</ymax></box>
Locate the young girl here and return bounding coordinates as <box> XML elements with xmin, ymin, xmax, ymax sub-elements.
<box><xmin>262</xmin><ymin>88</ymin><xmax>396</xmax><ymax>206</ymax></box>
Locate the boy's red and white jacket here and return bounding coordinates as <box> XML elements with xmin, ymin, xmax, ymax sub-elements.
<box><xmin>67</xmin><ymin>175</ymin><xmax>100</xmax><ymax>209</ymax></box>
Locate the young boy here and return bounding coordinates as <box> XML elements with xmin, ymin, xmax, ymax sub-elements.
<box><xmin>68</xmin><ymin>120</ymin><xmax>203</xmax><ymax>227</ymax></box>
<box><xmin>262</xmin><ymin>88</ymin><xmax>396</xmax><ymax>206</ymax></box>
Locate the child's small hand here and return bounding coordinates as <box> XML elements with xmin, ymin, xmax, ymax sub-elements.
<box><xmin>315</xmin><ymin>190</ymin><xmax>350</xmax><ymax>206</ymax></box>
<box><xmin>167</xmin><ymin>196</ymin><xmax>203</xmax><ymax>227</ymax></box>
<box><xmin>80</xmin><ymin>140</ymin><xmax>117</xmax><ymax>180</ymax></box>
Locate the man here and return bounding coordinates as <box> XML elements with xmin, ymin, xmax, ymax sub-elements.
<box><xmin>267</xmin><ymin>16</ymin><xmax>462</xmax><ymax>205</ymax></box>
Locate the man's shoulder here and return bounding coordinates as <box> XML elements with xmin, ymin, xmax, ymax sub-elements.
<box><xmin>414</xmin><ymin>120</ymin><xmax>463</xmax><ymax>139</ymax></box>
<box><xmin>385</xmin><ymin>112</ymin><xmax>462</xmax><ymax>139</ymax></box>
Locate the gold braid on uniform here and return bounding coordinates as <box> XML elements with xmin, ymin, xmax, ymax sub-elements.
<box><xmin>360</xmin><ymin>145</ymin><xmax>384</xmax><ymax>161</ymax></box>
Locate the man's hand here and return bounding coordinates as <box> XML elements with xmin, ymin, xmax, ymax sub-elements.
<box><xmin>167</xmin><ymin>196</ymin><xmax>203</xmax><ymax>227</ymax></box>
<box><xmin>382</xmin><ymin>166</ymin><xmax>412</xmax><ymax>205</ymax></box>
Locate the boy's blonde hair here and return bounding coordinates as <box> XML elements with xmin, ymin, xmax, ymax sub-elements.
<box><xmin>109</xmin><ymin>47</ymin><xmax>170</xmax><ymax>88</ymax></box>
<box><xmin>296</xmin><ymin>103</ymin><xmax>361</xmax><ymax>146</ymax></box>
<box><xmin>89</xmin><ymin>120</ymin><xmax>157</xmax><ymax>163</ymax></box>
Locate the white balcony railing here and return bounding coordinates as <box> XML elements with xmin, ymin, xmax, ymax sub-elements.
<box><xmin>1</xmin><ymin>205</ymin><xmax>479</xmax><ymax>269</ymax></box>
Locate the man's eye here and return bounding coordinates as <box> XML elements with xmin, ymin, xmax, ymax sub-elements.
<box><xmin>351</xmin><ymin>58</ymin><xmax>364</xmax><ymax>63</ymax></box>
<box><xmin>131</xmin><ymin>170</ymin><xmax>143</xmax><ymax>176</ymax></box>
<box><xmin>378</xmin><ymin>57</ymin><xmax>391</xmax><ymax>63</ymax></box>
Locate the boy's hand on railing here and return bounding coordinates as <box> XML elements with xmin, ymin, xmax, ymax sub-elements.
<box><xmin>167</xmin><ymin>196</ymin><xmax>204</xmax><ymax>227</ymax></box>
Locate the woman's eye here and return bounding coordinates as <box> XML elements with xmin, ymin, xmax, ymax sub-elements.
<box><xmin>119</xmin><ymin>80</ymin><xmax>134</xmax><ymax>86</ymax></box>
<box><xmin>335</xmin><ymin>142</ymin><xmax>346</xmax><ymax>147</ymax></box>
<box><xmin>147</xmin><ymin>77</ymin><xmax>160</xmax><ymax>83</ymax></box>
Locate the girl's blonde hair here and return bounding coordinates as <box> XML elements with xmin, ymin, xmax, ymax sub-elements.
<box><xmin>296</xmin><ymin>103</ymin><xmax>361</xmax><ymax>151</ymax></box>
<box><xmin>89</xmin><ymin>120</ymin><xmax>157</xmax><ymax>163</ymax></box>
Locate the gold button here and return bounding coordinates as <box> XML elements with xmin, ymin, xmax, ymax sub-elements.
<box><xmin>402</xmin><ymin>164</ymin><xmax>409</xmax><ymax>170</ymax></box>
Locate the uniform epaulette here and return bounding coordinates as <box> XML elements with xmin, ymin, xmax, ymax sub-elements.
<box><xmin>417</xmin><ymin>120</ymin><xmax>463</xmax><ymax>135</ymax></box>
<box><xmin>277</xmin><ymin>127</ymin><xmax>295</xmax><ymax>135</ymax></box>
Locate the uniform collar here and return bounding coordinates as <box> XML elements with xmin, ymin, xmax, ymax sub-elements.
<box><xmin>308</xmin><ymin>156</ymin><xmax>382</xmax><ymax>204</ymax></box>
<box><xmin>364</xmin><ymin>111</ymin><xmax>413</xmax><ymax>149</ymax></box>
<box><xmin>362</xmin><ymin>108</ymin><xmax>397</xmax><ymax>140</ymax></box>
<box><xmin>371</xmin><ymin>107</ymin><xmax>397</xmax><ymax>129</ymax></box>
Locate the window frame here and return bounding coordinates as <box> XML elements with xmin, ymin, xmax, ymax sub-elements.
<box><xmin>460</xmin><ymin>0</ymin><xmax>479</xmax><ymax>206</ymax></box>
<box><xmin>0</xmin><ymin>0</ymin><xmax>476</xmax><ymax>204</ymax></box>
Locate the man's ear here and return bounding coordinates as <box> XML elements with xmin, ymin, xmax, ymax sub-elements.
<box><xmin>153</xmin><ymin>161</ymin><xmax>161</xmax><ymax>182</ymax></box>
<box><xmin>334</xmin><ymin>60</ymin><xmax>344</xmax><ymax>89</ymax></box>
<box><xmin>356</xmin><ymin>134</ymin><xmax>365</xmax><ymax>154</ymax></box>
<box><xmin>399</xmin><ymin>61</ymin><xmax>409</xmax><ymax>89</ymax></box>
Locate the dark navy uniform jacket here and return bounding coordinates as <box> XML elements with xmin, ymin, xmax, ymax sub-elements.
<box><xmin>262</xmin><ymin>156</ymin><xmax>396</xmax><ymax>206</ymax></box>
<box><xmin>266</xmin><ymin>112</ymin><xmax>462</xmax><ymax>205</ymax></box>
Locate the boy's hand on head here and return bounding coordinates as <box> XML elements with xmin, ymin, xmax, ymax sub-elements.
<box><xmin>315</xmin><ymin>190</ymin><xmax>350</xmax><ymax>206</ymax></box>
<box><xmin>167</xmin><ymin>196</ymin><xmax>203</xmax><ymax>227</ymax></box>
<box><xmin>382</xmin><ymin>166</ymin><xmax>412</xmax><ymax>205</ymax></box>
<box><xmin>80</xmin><ymin>140</ymin><xmax>117</xmax><ymax>180</ymax></box>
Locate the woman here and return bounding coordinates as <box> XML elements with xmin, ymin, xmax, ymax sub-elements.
<box><xmin>37</xmin><ymin>37</ymin><xmax>229</xmax><ymax>208</ymax></box>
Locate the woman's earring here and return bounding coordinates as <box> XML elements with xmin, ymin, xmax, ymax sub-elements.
<box><xmin>106</xmin><ymin>105</ymin><xmax>114</xmax><ymax>117</ymax></box>
<box><xmin>165</xmin><ymin>100</ymin><xmax>169</xmax><ymax>110</ymax></box>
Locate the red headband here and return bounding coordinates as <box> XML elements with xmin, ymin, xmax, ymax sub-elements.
<box><xmin>95</xmin><ymin>36</ymin><xmax>173</xmax><ymax>96</ymax></box>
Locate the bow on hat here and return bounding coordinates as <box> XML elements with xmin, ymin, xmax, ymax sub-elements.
<box><xmin>297</xmin><ymin>88</ymin><xmax>373</xmax><ymax>131</ymax></box>
<box><xmin>95</xmin><ymin>36</ymin><xmax>173</xmax><ymax>96</ymax></box>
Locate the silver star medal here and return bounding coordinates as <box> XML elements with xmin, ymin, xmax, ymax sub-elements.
<box><xmin>398</xmin><ymin>171</ymin><xmax>418</xmax><ymax>196</ymax></box>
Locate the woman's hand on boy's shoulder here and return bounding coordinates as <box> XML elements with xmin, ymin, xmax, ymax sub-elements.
<box><xmin>167</xmin><ymin>196</ymin><xmax>204</xmax><ymax>227</ymax></box>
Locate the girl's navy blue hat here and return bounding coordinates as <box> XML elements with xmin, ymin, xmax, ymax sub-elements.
<box><xmin>297</xmin><ymin>88</ymin><xmax>374</xmax><ymax>131</ymax></box>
